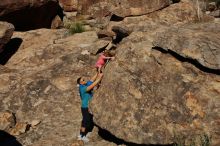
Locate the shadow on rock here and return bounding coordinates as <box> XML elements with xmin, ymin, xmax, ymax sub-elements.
<box><xmin>152</xmin><ymin>46</ymin><xmax>220</xmax><ymax>75</ymax></box>
<box><xmin>0</xmin><ymin>38</ymin><xmax>22</xmax><ymax>65</ymax></box>
<box><xmin>95</xmin><ymin>124</ymin><xmax>174</xmax><ymax>146</ymax></box>
<box><xmin>0</xmin><ymin>130</ymin><xmax>22</xmax><ymax>146</ymax></box>
<box><xmin>0</xmin><ymin>1</ymin><xmax>64</xmax><ymax>31</ymax></box>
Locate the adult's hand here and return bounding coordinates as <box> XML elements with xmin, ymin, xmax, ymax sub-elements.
<box><xmin>98</xmin><ymin>73</ymin><xmax>104</xmax><ymax>78</ymax></box>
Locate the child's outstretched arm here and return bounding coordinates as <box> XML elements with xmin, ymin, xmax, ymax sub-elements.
<box><xmin>103</xmin><ymin>56</ymin><xmax>115</xmax><ymax>60</ymax></box>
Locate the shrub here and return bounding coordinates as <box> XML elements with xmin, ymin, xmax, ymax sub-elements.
<box><xmin>68</xmin><ymin>22</ymin><xmax>85</xmax><ymax>34</ymax></box>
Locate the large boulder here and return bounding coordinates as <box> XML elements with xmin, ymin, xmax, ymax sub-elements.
<box><xmin>59</xmin><ymin>0</ymin><xmax>78</xmax><ymax>12</ymax></box>
<box><xmin>0</xmin><ymin>0</ymin><xmax>62</xmax><ymax>31</ymax></box>
<box><xmin>78</xmin><ymin>0</ymin><xmax>170</xmax><ymax>18</ymax></box>
<box><xmin>154</xmin><ymin>22</ymin><xmax>220</xmax><ymax>70</ymax></box>
<box><xmin>104</xmin><ymin>0</ymin><xmax>212</xmax><ymax>41</ymax></box>
<box><xmin>91</xmin><ymin>22</ymin><xmax>220</xmax><ymax>145</ymax></box>
<box><xmin>0</xmin><ymin>28</ymin><xmax>111</xmax><ymax>145</ymax></box>
<box><xmin>147</xmin><ymin>0</ymin><xmax>213</xmax><ymax>25</ymax></box>
<box><xmin>0</xmin><ymin>1</ymin><xmax>219</xmax><ymax>146</ymax></box>
<box><xmin>0</xmin><ymin>22</ymin><xmax>14</xmax><ymax>52</ymax></box>
<box><xmin>112</xmin><ymin>0</ymin><xmax>171</xmax><ymax>18</ymax></box>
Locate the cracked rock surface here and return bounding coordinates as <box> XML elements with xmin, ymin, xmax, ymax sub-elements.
<box><xmin>0</xmin><ymin>1</ymin><xmax>220</xmax><ymax>146</ymax></box>
<box><xmin>154</xmin><ymin>22</ymin><xmax>220</xmax><ymax>71</ymax></box>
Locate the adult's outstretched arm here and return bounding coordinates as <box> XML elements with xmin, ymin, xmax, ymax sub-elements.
<box><xmin>86</xmin><ymin>73</ymin><xmax>103</xmax><ymax>92</ymax></box>
<box><xmin>90</xmin><ymin>72</ymin><xmax>98</xmax><ymax>82</ymax></box>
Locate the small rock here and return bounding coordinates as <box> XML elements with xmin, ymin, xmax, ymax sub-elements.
<box><xmin>0</xmin><ymin>21</ymin><xmax>15</xmax><ymax>51</ymax></box>
<box><xmin>70</xmin><ymin>140</ymin><xmax>84</xmax><ymax>146</ymax></box>
<box><xmin>9</xmin><ymin>122</ymin><xmax>29</xmax><ymax>136</ymax></box>
<box><xmin>63</xmin><ymin>12</ymin><xmax>77</xmax><ymax>19</ymax></box>
<box><xmin>89</xmin><ymin>40</ymin><xmax>110</xmax><ymax>55</ymax></box>
<box><xmin>209</xmin><ymin>9</ymin><xmax>220</xmax><ymax>18</ymax></box>
<box><xmin>81</xmin><ymin>50</ymin><xmax>90</xmax><ymax>55</ymax></box>
<box><xmin>84</xmin><ymin>25</ymin><xmax>92</xmax><ymax>31</ymax></box>
<box><xmin>0</xmin><ymin>111</ymin><xmax>16</xmax><ymax>131</ymax></box>
<box><xmin>31</xmin><ymin>120</ymin><xmax>41</xmax><ymax>127</ymax></box>
<box><xmin>97</xmin><ymin>30</ymin><xmax>116</xmax><ymax>39</ymax></box>
<box><xmin>51</xmin><ymin>15</ymin><xmax>63</xmax><ymax>29</ymax></box>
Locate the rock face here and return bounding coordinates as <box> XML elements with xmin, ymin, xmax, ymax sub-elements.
<box><xmin>0</xmin><ymin>28</ymin><xmax>107</xmax><ymax>146</ymax></box>
<box><xmin>104</xmin><ymin>0</ymin><xmax>211</xmax><ymax>39</ymax></box>
<box><xmin>0</xmin><ymin>111</ymin><xmax>30</xmax><ymax>137</ymax></box>
<box><xmin>154</xmin><ymin>22</ymin><xmax>220</xmax><ymax>70</ymax></box>
<box><xmin>78</xmin><ymin>0</ymin><xmax>170</xmax><ymax>18</ymax></box>
<box><xmin>0</xmin><ymin>22</ymin><xmax>14</xmax><ymax>52</ymax></box>
<box><xmin>0</xmin><ymin>1</ymin><xmax>219</xmax><ymax>146</ymax></box>
<box><xmin>0</xmin><ymin>0</ymin><xmax>62</xmax><ymax>31</ymax></box>
<box><xmin>147</xmin><ymin>1</ymin><xmax>211</xmax><ymax>25</ymax></box>
<box><xmin>209</xmin><ymin>9</ymin><xmax>220</xmax><ymax>18</ymax></box>
<box><xmin>0</xmin><ymin>111</ymin><xmax>16</xmax><ymax>132</ymax></box>
<box><xmin>59</xmin><ymin>0</ymin><xmax>78</xmax><ymax>12</ymax></box>
<box><xmin>112</xmin><ymin>0</ymin><xmax>171</xmax><ymax>18</ymax></box>
<box><xmin>91</xmin><ymin>22</ymin><xmax>220</xmax><ymax>146</ymax></box>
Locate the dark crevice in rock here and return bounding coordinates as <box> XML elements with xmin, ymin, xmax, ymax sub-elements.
<box><xmin>0</xmin><ymin>38</ymin><xmax>23</xmax><ymax>65</ymax></box>
<box><xmin>95</xmin><ymin>124</ymin><xmax>174</xmax><ymax>146</ymax></box>
<box><xmin>12</xmin><ymin>112</ymin><xmax>17</xmax><ymax>128</ymax></box>
<box><xmin>110</xmin><ymin>14</ymin><xmax>124</xmax><ymax>21</ymax></box>
<box><xmin>112</xmin><ymin>34</ymin><xmax>126</xmax><ymax>44</ymax></box>
<box><xmin>171</xmin><ymin>0</ymin><xmax>181</xmax><ymax>4</ymax></box>
<box><xmin>57</xmin><ymin>5</ymin><xmax>65</xmax><ymax>21</ymax></box>
<box><xmin>0</xmin><ymin>1</ymin><xmax>63</xmax><ymax>31</ymax></box>
<box><xmin>113</xmin><ymin>34</ymin><xmax>124</xmax><ymax>44</ymax></box>
<box><xmin>152</xmin><ymin>47</ymin><xmax>220</xmax><ymax>75</ymax></box>
<box><xmin>95</xmin><ymin>45</ymin><xmax>108</xmax><ymax>55</ymax></box>
<box><xmin>112</xmin><ymin>26</ymin><xmax>130</xmax><ymax>44</ymax></box>
<box><xmin>0</xmin><ymin>130</ymin><xmax>22</xmax><ymax>146</ymax></box>
<box><xmin>95</xmin><ymin>42</ymin><xmax>117</xmax><ymax>55</ymax></box>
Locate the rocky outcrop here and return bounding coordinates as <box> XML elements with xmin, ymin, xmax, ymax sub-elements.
<box><xmin>154</xmin><ymin>22</ymin><xmax>220</xmax><ymax>71</ymax></box>
<box><xmin>0</xmin><ymin>22</ymin><xmax>14</xmax><ymax>52</ymax></box>
<box><xmin>90</xmin><ymin>19</ymin><xmax>220</xmax><ymax>146</ymax></box>
<box><xmin>78</xmin><ymin>0</ymin><xmax>170</xmax><ymax>18</ymax></box>
<box><xmin>0</xmin><ymin>111</ymin><xmax>16</xmax><ymax>132</ymax></box>
<box><xmin>59</xmin><ymin>0</ymin><xmax>78</xmax><ymax>12</ymax></box>
<box><xmin>209</xmin><ymin>9</ymin><xmax>220</xmax><ymax>18</ymax></box>
<box><xmin>103</xmin><ymin>0</ymin><xmax>211</xmax><ymax>40</ymax></box>
<box><xmin>112</xmin><ymin>0</ymin><xmax>171</xmax><ymax>18</ymax></box>
<box><xmin>0</xmin><ymin>111</ymin><xmax>34</xmax><ymax>136</ymax></box>
<box><xmin>147</xmin><ymin>0</ymin><xmax>213</xmax><ymax>25</ymax></box>
<box><xmin>0</xmin><ymin>1</ymin><xmax>219</xmax><ymax>146</ymax></box>
<box><xmin>0</xmin><ymin>0</ymin><xmax>62</xmax><ymax>31</ymax></box>
<box><xmin>51</xmin><ymin>15</ymin><xmax>63</xmax><ymax>29</ymax></box>
<box><xmin>201</xmin><ymin>1</ymin><xmax>220</xmax><ymax>18</ymax></box>
<box><xmin>0</xmin><ymin>28</ymin><xmax>110</xmax><ymax>145</ymax></box>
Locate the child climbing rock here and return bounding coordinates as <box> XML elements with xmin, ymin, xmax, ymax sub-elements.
<box><xmin>95</xmin><ymin>50</ymin><xmax>115</xmax><ymax>73</ymax></box>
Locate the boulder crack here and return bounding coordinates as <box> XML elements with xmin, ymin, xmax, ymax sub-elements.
<box><xmin>152</xmin><ymin>46</ymin><xmax>220</xmax><ymax>75</ymax></box>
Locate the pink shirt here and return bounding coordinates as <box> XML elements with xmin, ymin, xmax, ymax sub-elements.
<box><xmin>95</xmin><ymin>53</ymin><xmax>107</xmax><ymax>68</ymax></box>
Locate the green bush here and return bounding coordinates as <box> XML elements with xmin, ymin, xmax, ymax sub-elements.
<box><xmin>68</xmin><ymin>22</ymin><xmax>85</xmax><ymax>34</ymax></box>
